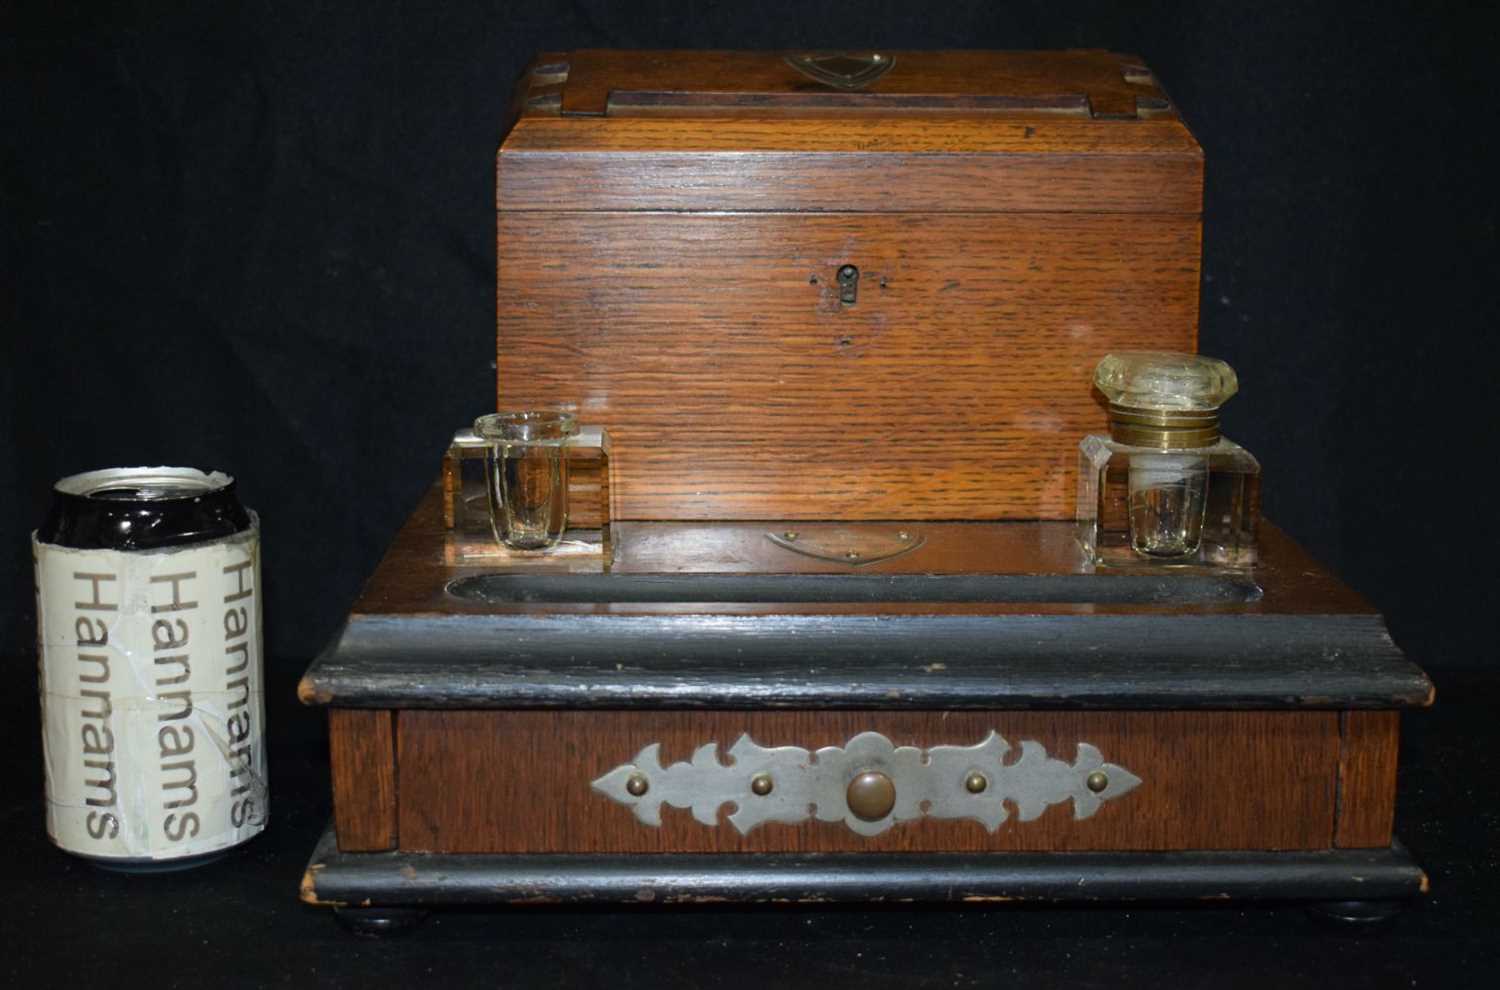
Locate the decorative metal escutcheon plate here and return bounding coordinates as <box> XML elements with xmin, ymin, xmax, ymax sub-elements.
<box><xmin>592</xmin><ymin>731</ymin><xmax>1142</xmax><ymax>836</ymax></box>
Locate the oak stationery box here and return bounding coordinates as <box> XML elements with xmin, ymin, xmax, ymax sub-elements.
<box><xmin>494</xmin><ymin>49</ymin><xmax>1204</xmax><ymax>522</ymax></box>
<box><xmin>299</xmin><ymin>50</ymin><xmax>1430</xmax><ymax>931</ymax></box>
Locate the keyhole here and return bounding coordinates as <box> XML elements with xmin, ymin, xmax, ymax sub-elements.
<box><xmin>837</xmin><ymin>265</ymin><xmax>859</xmax><ymax>305</ymax></box>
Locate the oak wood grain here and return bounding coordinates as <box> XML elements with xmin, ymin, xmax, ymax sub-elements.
<box><xmin>504</xmin><ymin>113</ymin><xmax>1201</xmax><ymax>154</ymax></box>
<box><xmin>329</xmin><ymin>709</ymin><xmax>398</xmax><ymax>852</ymax></box>
<box><xmin>563</xmin><ymin>446</ymin><xmax>609</xmax><ymax>529</ymax></box>
<box><xmin>497</xmin><ymin>212</ymin><xmax>1200</xmax><ymax>521</ymax></box>
<box><xmin>497</xmin><ymin>146</ymin><xmax>1204</xmax><ymax>214</ymax></box>
<box><xmin>396</xmin><ymin>710</ymin><xmax>1339</xmax><ymax>853</ymax></box>
<box><xmin>1334</xmin><ymin>710</ymin><xmax>1401</xmax><ymax>848</ymax></box>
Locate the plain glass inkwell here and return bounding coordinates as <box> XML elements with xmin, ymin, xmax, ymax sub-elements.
<box><xmin>443</xmin><ymin>407</ymin><xmax>613</xmax><ymax>564</ymax></box>
<box><xmin>474</xmin><ymin>409</ymin><xmax>579</xmax><ymax>550</ymax></box>
<box><xmin>1077</xmin><ymin>351</ymin><xmax>1260</xmax><ymax>567</ymax></box>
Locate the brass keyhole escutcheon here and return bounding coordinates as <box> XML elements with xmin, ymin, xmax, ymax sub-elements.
<box><xmin>837</xmin><ymin>264</ymin><xmax>859</xmax><ymax>305</ymax></box>
<box><xmin>846</xmin><ymin>770</ymin><xmax>896</xmax><ymax>821</ymax></box>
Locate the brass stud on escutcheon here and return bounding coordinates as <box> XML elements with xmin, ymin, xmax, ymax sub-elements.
<box><xmin>750</xmin><ymin>773</ymin><xmax>774</xmax><ymax>796</ymax></box>
<box><xmin>1086</xmin><ymin>770</ymin><xmax>1109</xmax><ymax>794</ymax></box>
<box><xmin>964</xmin><ymin>771</ymin><xmax>988</xmax><ymax>794</ymax></box>
<box><xmin>846</xmin><ymin>770</ymin><xmax>897</xmax><ymax>821</ymax></box>
<box><xmin>626</xmin><ymin>773</ymin><xmax>650</xmax><ymax>797</ymax></box>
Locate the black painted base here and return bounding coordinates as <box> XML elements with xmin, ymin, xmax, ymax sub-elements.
<box><xmin>301</xmin><ymin>825</ymin><xmax>1427</xmax><ymax>917</ymax></box>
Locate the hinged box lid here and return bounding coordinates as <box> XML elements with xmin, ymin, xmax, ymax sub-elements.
<box><xmin>544</xmin><ymin>49</ymin><xmax>1173</xmax><ymax>119</ymax></box>
<box><xmin>498</xmin><ymin>49</ymin><xmax>1202</xmax><ymax>215</ymax></box>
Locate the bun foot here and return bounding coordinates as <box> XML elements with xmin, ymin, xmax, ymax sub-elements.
<box><xmin>333</xmin><ymin>907</ymin><xmax>430</xmax><ymax>937</ymax></box>
<box><xmin>1306</xmin><ymin>899</ymin><xmax>1406</xmax><ymax>925</ymax></box>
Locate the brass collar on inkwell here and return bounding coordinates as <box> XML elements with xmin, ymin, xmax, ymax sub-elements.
<box><xmin>1106</xmin><ymin>404</ymin><xmax>1221</xmax><ymax>450</ymax></box>
<box><xmin>1096</xmin><ymin>352</ymin><xmax>1237</xmax><ymax>450</ymax></box>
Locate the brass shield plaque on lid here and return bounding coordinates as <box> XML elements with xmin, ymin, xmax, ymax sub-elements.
<box><xmin>766</xmin><ymin>526</ymin><xmax>924</xmax><ymax>567</ymax></box>
<box><xmin>785</xmin><ymin>52</ymin><xmax>894</xmax><ymax>90</ymax></box>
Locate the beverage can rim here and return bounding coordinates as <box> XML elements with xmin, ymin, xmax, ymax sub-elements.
<box><xmin>53</xmin><ymin>466</ymin><xmax>235</xmax><ymax>502</ymax></box>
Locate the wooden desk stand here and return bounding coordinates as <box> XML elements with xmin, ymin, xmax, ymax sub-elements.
<box><xmin>299</xmin><ymin>50</ymin><xmax>1430</xmax><ymax>933</ymax></box>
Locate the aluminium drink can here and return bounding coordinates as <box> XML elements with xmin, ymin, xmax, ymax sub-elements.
<box><xmin>33</xmin><ymin>467</ymin><xmax>268</xmax><ymax>870</ymax></box>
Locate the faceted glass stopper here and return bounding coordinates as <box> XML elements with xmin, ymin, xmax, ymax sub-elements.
<box><xmin>1093</xmin><ymin>352</ymin><xmax>1239</xmax><ymax>412</ymax></box>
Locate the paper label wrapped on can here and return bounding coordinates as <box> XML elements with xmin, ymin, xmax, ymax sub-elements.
<box><xmin>35</xmin><ymin>523</ymin><xmax>268</xmax><ymax>861</ymax></box>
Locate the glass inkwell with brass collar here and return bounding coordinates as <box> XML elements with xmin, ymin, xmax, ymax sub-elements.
<box><xmin>1077</xmin><ymin>351</ymin><xmax>1261</xmax><ymax>567</ymax></box>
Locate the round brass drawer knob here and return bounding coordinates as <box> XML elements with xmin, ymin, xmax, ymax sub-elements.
<box><xmin>847</xmin><ymin>770</ymin><xmax>896</xmax><ymax>822</ymax></box>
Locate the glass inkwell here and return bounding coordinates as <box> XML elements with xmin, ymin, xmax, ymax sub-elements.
<box><xmin>1077</xmin><ymin>352</ymin><xmax>1260</xmax><ymax>567</ymax></box>
<box><xmin>474</xmin><ymin>409</ymin><xmax>579</xmax><ymax>550</ymax></box>
<box><xmin>443</xmin><ymin>407</ymin><xmax>613</xmax><ymax>563</ymax></box>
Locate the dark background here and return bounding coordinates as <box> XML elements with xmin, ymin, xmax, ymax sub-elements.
<box><xmin>3</xmin><ymin>1</ymin><xmax>1498</xmax><ymax>986</ymax></box>
<box><xmin>3</xmin><ymin>0</ymin><xmax>1497</xmax><ymax>671</ymax></box>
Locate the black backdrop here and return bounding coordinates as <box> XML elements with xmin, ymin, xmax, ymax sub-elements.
<box><xmin>3</xmin><ymin>0</ymin><xmax>1496</xmax><ymax>678</ymax></box>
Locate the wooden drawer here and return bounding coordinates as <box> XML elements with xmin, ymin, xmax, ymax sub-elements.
<box><xmin>329</xmin><ymin>708</ymin><xmax>1399</xmax><ymax>855</ymax></box>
